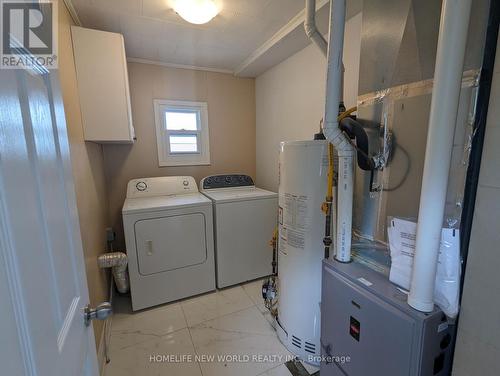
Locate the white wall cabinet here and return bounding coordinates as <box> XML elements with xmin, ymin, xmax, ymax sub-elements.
<box><xmin>71</xmin><ymin>26</ymin><xmax>135</xmax><ymax>143</ymax></box>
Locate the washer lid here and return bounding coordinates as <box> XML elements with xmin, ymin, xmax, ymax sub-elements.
<box><xmin>122</xmin><ymin>193</ymin><xmax>211</xmax><ymax>215</ymax></box>
<box><xmin>201</xmin><ymin>187</ymin><xmax>277</xmax><ymax>203</ymax></box>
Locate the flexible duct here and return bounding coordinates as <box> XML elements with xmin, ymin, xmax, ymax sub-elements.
<box><xmin>408</xmin><ymin>0</ymin><xmax>473</xmax><ymax>312</ymax></box>
<box><xmin>98</xmin><ymin>252</ymin><xmax>129</xmax><ymax>294</ymax></box>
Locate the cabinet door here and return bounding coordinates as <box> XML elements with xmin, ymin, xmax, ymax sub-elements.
<box><xmin>71</xmin><ymin>26</ymin><xmax>134</xmax><ymax>143</ymax></box>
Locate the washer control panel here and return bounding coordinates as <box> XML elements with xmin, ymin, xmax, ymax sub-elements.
<box><xmin>201</xmin><ymin>174</ymin><xmax>254</xmax><ymax>190</ymax></box>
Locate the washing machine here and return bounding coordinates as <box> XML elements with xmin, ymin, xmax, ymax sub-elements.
<box><xmin>122</xmin><ymin>176</ymin><xmax>215</xmax><ymax>311</ymax></box>
<box><xmin>200</xmin><ymin>174</ymin><xmax>278</xmax><ymax>288</ymax></box>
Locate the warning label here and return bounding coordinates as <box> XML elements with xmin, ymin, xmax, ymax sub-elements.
<box><xmin>286</xmin><ymin>229</ymin><xmax>305</xmax><ymax>249</ymax></box>
<box><xmin>279</xmin><ymin>193</ymin><xmax>309</xmax><ymax>250</ymax></box>
<box><xmin>282</xmin><ymin>193</ymin><xmax>309</xmax><ymax>230</ymax></box>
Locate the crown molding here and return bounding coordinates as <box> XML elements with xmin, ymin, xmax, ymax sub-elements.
<box><xmin>126</xmin><ymin>57</ymin><xmax>234</xmax><ymax>75</ymax></box>
<box><xmin>63</xmin><ymin>0</ymin><xmax>82</xmax><ymax>26</ymax></box>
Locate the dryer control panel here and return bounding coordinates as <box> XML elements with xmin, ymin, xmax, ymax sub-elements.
<box><xmin>126</xmin><ymin>176</ymin><xmax>198</xmax><ymax>198</ymax></box>
<box><xmin>201</xmin><ymin>174</ymin><xmax>254</xmax><ymax>190</ymax></box>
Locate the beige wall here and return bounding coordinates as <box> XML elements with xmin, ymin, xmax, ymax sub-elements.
<box><xmin>58</xmin><ymin>1</ymin><xmax>109</xmax><ymax>347</ymax></box>
<box><xmin>452</xmin><ymin>34</ymin><xmax>500</xmax><ymax>376</ymax></box>
<box><xmin>103</xmin><ymin>62</ymin><xmax>256</xmax><ymax>249</ymax></box>
<box><xmin>255</xmin><ymin>12</ymin><xmax>362</xmax><ymax>191</ymax></box>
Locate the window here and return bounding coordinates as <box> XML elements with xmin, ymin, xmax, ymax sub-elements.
<box><xmin>153</xmin><ymin>100</ymin><xmax>210</xmax><ymax>166</ymax></box>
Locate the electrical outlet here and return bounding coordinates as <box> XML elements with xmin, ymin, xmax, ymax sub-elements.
<box><xmin>106</xmin><ymin>227</ymin><xmax>115</xmax><ymax>242</ymax></box>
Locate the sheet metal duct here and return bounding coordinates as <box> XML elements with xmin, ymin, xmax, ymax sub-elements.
<box><xmin>353</xmin><ymin>0</ymin><xmax>489</xmax><ymax>244</ymax></box>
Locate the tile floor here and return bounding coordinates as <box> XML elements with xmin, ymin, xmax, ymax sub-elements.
<box><xmin>104</xmin><ymin>279</ymin><xmax>319</xmax><ymax>376</ymax></box>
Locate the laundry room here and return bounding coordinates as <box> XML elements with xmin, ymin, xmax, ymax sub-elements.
<box><xmin>0</xmin><ymin>0</ymin><xmax>499</xmax><ymax>376</ymax></box>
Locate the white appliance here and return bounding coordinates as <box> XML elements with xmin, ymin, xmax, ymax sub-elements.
<box><xmin>200</xmin><ymin>174</ymin><xmax>278</xmax><ymax>288</ymax></box>
<box><xmin>277</xmin><ymin>140</ymin><xmax>330</xmax><ymax>364</ymax></box>
<box><xmin>122</xmin><ymin>176</ymin><xmax>215</xmax><ymax>311</ymax></box>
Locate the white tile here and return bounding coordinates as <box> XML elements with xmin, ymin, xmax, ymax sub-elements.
<box><xmin>110</xmin><ymin>295</ymin><xmax>187</xmax><ymax>350</ymax></box>
<box><xmin>242</xmin><ymin>278</ymin><xmax>267</xmax><ymax>311</ymax></box>
<box><xmin>258</xmin><ymin>364</ymin><xmax>291</xmax><ymax>376</ymax></box>
<box><xmin>261</xmin><ymin>309</ymin><xmax>277</xmax><ymax>327</ymax></box>
<box><xmin>259</xmin><ymin>360</ymin><xmax>319</xmax><ymax>376</ymax></box>
<box><xmin>189</xmin><ymin>306</ymin><xmax>292</xmax><ymax>376</ymax></box>
<box><xmin>302</xmin><ymin>361</ymin><xmax>320</xmax><ymax>374</ymax></box>
<box><xmin>180</xmin><ymin>286</ymin><xmax>254</xmax><ymax>327</ymax></box>
<box><xmin>241</xmin><ymin>279</ymin><xmax>278</xmax><ymax>327</ymax></box>
<box><xmin>105</xmin><ymin>328</ymin><xmax>202</xmax><ymax>376</ymax></box>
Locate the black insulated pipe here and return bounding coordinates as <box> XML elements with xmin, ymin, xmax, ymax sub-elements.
<box><xmin>339</xmin><ymin>117</ymin><xmax>375</xmax><ymax>171</ymax></box>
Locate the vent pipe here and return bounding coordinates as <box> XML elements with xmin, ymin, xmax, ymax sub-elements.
<box><xmin>305</xmin><ymin>0</ymin><xmax>328</xmax><ymax>56</ymax></box>
<box><xmin>321</xmin><ymin>0</ymin><xmax>355</xmax><ymax>262</ymax></box>
<box><xmin>98</xmin><ymin>252</ymin><xmax>129</xmax><ymax>294</ymax></box>
<box><xmin>304</xmin><ymin>0</ymin><xmax>353</xmax><ymax>261</ymax></box>
<box><xmin>408</xmin><ymin>0</ymin><xmax>473</xmax><ymax>312</ymax></box>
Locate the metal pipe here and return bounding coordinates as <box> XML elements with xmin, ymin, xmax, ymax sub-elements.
<box><xmin>408</xmin><ymin>0</ymin><xmax>473</xmax><ymax>313</ymax></box>
<box><xmin>98</xmin><ymin>252</ymin><xmax>129</xmax><ymax>294</ymax></box>
<box><xmin>304</xmin><ymin>0</ymin><xmax>328</xmax><ymax>56</ymax></box>
<box><xmin>322</xmin><ymin>0</ymin><xmax>355</xmax><ymax>262</ymax></box>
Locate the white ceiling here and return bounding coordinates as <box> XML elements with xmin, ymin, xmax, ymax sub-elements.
<box><xmin>68</xmin><ymin>0</ymin><xmax>310</xmax><ymax>74</ymax></box>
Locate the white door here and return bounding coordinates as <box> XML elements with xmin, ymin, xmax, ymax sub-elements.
<box><xmin>0</xmin><ymin>67</ymin><xmax>99</xmax><ymax>375</ymax></box>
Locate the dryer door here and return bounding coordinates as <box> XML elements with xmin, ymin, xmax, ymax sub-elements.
<box><xmin>134</xmin><ymin>213</ymin><xmax>207</xmax><ymax>275</ymax></box>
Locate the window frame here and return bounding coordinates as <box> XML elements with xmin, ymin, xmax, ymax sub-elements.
<box><xmin>153</xmin><ymin>99</ymin><xmax>211</xmax><ymax>166</ymax></box>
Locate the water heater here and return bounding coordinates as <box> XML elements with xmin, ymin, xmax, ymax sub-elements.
<box><xmin>276</xmin><ymin>140</ymin><xmax>330</xmax><ymax>364</ymax></box>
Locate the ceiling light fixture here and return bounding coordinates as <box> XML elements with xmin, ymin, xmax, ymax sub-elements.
<box><xmin>173</xmin><ymin>0</ymin><xmax>220</xmax><ymax>25</ymax></box>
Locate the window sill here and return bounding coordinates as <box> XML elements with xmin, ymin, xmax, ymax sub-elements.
<box><xmin>159</xmin><ymin>160</ymin><xmax>211</xmax><ymax>167</ymax></box>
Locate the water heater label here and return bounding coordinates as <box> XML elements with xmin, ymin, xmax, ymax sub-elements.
<box><xmin>280</xmin><ymin>193</ymin><xmax>309</xmax><ymax>250</ymax></box>
<box><xmin>286</xmin><ymin>229</ymin><xmax>305</xmax><ymax>249</ymax></box>
<box><xmin>282</xmin><ymin>193</ymin><xmax>309</xmax><ymax>230</ymax></box>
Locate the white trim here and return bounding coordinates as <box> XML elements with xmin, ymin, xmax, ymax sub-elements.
<box><xmin>63</xmin><ymin>0</ymin><xmax>82</xmax><ymax>26</ymax></box>
<box><xmin>127</xmin><ymin>57</ymin><xmax>233</xmax><ymax>75</ymax></box>
<box><xmin>234</xmin><ymin>0</ymin><xmax>329</xmax><ymax>76</ymax></box>
<box><xmin>153</xmin><ymin>99</ymin><xmax>211</xmax><ymax>167</ymax></box>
